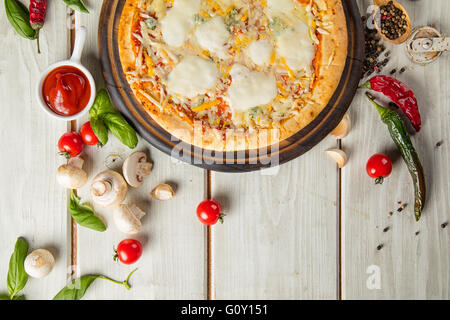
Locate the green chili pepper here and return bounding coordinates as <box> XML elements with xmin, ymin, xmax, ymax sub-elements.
<box><xmin>366</xmin><ymin>93</ymin><xmax>426</xmax><ymax>221</ymax></box>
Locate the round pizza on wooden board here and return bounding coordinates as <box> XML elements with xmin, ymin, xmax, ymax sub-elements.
<box><xmin>118</xmin><ymin>0</ymin><xmax>348</xmax><ymax>151</ymax></box>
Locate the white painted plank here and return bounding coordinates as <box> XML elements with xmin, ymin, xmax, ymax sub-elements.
<box><xmin>74</xmin><ymin>3</ymin><xmax>206</xmax><ymax>299</ymax></box>
<box><xmin>0</xmin><ymin>1</ymin><xmax>70</xmax><ymax>299</ymax></box>
<box><xmin>212</xmin><ymin>138</ymin><xmax>339</xmax><ymax>299</ymax></box>
<box><xmin>341</xmin><ymin>0</ymin><xmax>450</xmax><ymax>299</ymax></box>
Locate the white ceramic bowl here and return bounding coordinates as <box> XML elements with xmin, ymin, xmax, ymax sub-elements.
<box><xmin>36</xmin><ymin>27</ymin><xmax>96</xmax><ymax>121</ymax></box>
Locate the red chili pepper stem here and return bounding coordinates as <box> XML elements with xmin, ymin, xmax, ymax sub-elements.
<box><xmin>375</xmin><ymin>177</ymin><xmax>384</xmax><ymax>185</ymax></box>
<box><xmin>33</xmin><ymin>27</ymin><xmax>41</xmax><ymax>54</ymax></box>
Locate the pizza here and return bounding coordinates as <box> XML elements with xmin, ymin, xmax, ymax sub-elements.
<box><xmin>118</xmin><ymin>0</ymin><xmax>348</xmax><ymax>151</ymax></box>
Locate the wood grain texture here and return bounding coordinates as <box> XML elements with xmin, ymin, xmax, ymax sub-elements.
<box><xmin>0</xmin><ymin>0</ymin><xmax>448</xmax><ymax>301</ymax></box>
<box><xmin>341</xmin><ymin>0</ymin><xmax>450</xmax><ymax>299</ymax></box>
<box><xmin>211</xmin><ymin>138</ymin><xmax>339</xmax><ymax>299</ymax></box>
<box><xmin>74</xmin><ymin>2</ymin><xmax>206</xmax><ymax>299</ymax></box>
<box><xmin>0</xmin><ymin>1</ymin><xmax>70</xmax><ymax>299</ymax></box>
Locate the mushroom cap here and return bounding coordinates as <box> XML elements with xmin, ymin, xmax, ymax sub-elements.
<box><xmin>56</xmin><ymin>163</ymin><xmax>88</xmax><ymax>189</ymax></box>
<box><xmin>114</xmin><ymin>204</ymin><xmax>146</xmax><ymax>234</ymax></box>
<box><xmin>90</xmin><ymin>170</ymin><xmax>128</xmax><ymax>208</ymax></box>
<box><xmin>123</xmin><ymin>151</ymin><xmax>152</xmax><ymax>188</ymax></box>
<box><xmin>24</xmin><ymin>249</ymin><xmax>55</xmax><ymax>278</ymax></box>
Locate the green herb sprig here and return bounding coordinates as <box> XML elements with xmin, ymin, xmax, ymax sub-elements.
<box><xmin>69</xmin><ymin>190</ymin><xmax>106</xmax><ymax>232</ymax></box>
<box><xmin>89</xmin><ymin>89</ymin><xmax>138</xmax><ymax>149</ymax></box>
<box><xmin>53</xmin><ymin>269</ymin><xmax>137</xmax><ymax>300</ymax></box>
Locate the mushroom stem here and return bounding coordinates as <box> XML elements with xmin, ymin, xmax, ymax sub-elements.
<box><xmin>137</xmin><ymin>162</ymin><xmax>152</xmax><ymax>177</ymax></box>
<box><xmin>90</xmin><ymin>170</ymin><xmax>128</xmax><ymax>208</ymax></box>
<box><xmin>130</xmin><ymin>204</ymin><xmax>146</xmax><ymax>219</ymax></box>
<box><xmin>114</xmin><ymin>204</ymin><xmax>146</xmax><ymax>234</ymax></box>
<box><xmin>91</xmin><ymin>180</ymin><xmax>112</xmax><ymax>197</ymax></box>
<box><xmin>123</xmin><ymin>151</ymin><xmax>153</xmax><ymax>188</ymax></box>
<box><xmin>68</xmin><ymin>157</ymin><xmax>84</xmax><ymax>169</ymax></box>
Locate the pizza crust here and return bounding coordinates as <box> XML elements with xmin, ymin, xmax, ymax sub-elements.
<box><xmin>118</xmin><ymin>0</ymin><xmax>348</xmax><ymax>151</ymax></box>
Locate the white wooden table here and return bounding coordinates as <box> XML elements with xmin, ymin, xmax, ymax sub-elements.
<box><xmin>0</xmin><ymin>0</ymin><xmax>448</xmax><ymax>300</ymax></box>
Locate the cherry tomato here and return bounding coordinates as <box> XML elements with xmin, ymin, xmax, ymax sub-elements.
<box><xmin>366</xmin><ymin>153</ymin><xmax>392</xmax><ymax>184</ymax></box>
<box><xmin>80</xmin><ymin>121</ymin><xmax>99</xmax><ymax>146</ymax></box>
<box><xmin>114</xmin><ymin>239</ymin><xmax>143</xmax><ymax>265</ymax></box>
<box><xmin>196</xmin><ymin>200</ymin><xmax>225</xmax><ymax>226</ymax></box>
<box><xmin>58</xmin><ymin>132</ymin><xmax>84</xmax><ymax>158</ymax></box>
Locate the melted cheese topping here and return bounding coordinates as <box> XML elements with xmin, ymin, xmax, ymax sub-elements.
<box><xmin>131</xmin><ymin>0</ymin><xmax>328</xmax><ymax>130</ymax></box>
<box><xmin>227</xmin><ymin>64</ymin><xmax>277</xmax><ymax>112</ymax></box>
<box><xmin>275</xmin><ymin>21</ymin><xmax>316</xmax><ymax>71</ymax></box>
<box><xmin>194</xmin><ymin>17</ymin><xmax>230</xmax><ymax>59</ymax></box>
<box><xmin>161</xmin><ymin>0</ymin><xmax>200</xmax><ymax>47</ymax></box>
<box><xmin>267</xmin><ymin>0</ymin><xmax>295</xmax><ymax>14</ymax></box>
<box><xmin>247</xmin><ymin>40</ymin><xmax>273</xmax><ymax>66</ymax></box>
<box><xmin>167</xmin><ymin>55</ymin><xmax>219</xmax><ymax>98</ymax></box>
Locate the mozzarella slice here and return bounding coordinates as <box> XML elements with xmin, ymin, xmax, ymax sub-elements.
<box><xmin>194</xmin><ymin>17</ymin><xmax>230</xmax><ymax>59</ymax></box>
<box><xmin>276</xmin><ymin>21</ymin><xmax>316</xmax><ymax>71</ymax></box>
<box><xmin>161</xmin><ymin>0</ymin><xmax>201</xmax><ymax>47</ymax></box>
<box><xmin>227</xmin><ymin>65</ymin><xmax>277</xmax><ymax>112</ymax></box>
<box><xmin>167</xmin><ymin>55</ymin><xmax>219</xmax><ymax>98</ymax></box>
<box><xmin>247</xmin><ymin>39</ymin><xmax>273</xmax><ymax>66</ymax></box>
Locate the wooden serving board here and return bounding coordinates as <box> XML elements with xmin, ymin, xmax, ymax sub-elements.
<box><xmin>98</xmin><ymin>0</ymin><xmax>364</xmax><ymax>172</ymax></box>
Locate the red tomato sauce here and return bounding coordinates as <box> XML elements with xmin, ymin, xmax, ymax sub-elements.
<box><xmin>42</xmin><ymin>65</ymin><xmax>91</xmax><ymax>116</ymax></box>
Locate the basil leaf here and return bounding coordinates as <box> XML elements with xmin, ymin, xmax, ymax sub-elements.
<box><xmin>7</xmin><ymin>237</ymin><xmax>29</xmax><ymax>298</ymax></box>
<box><xmin>89</xmin><ymin>89</ymin><xmax>117</xmax><ymax>119</ymax></box>
<box><xmin>53</xmin><ymin>275</ymin><xmax>98</xmax><ymax>300</ymax></box>
<box><xmin>103</xmin><ymin>113</ymin><xmax>138</xmax><ymax>149</ymax></box>
<box><xmin>90</xmin><ymin>118</ymin><xmax>108</xmax><ymax>146</ymax></box>
<box><xmin>0</xmin><ymin>294</ymin><xmax>11</xmax><ymax>300</ymax></box>
<box><xmin>69</xmin><ymin>191</ymin><xmax>106</xmax><ymax>232</ymax></box>
<box><xmin>53</xmin><ymin>269</ymin><xmax>137</xmax><ymax>300</ymax></box>
<box><xmin>5</xmin><ymin>0</ymin><xmax>37</xmax><ymax>40</ymax></box>
<box><xmin>89</xmin><ymin>89</ymin><xmax>138</xmax><ymax>149</ymax></box>
<box><xmin>11</xmin><ymin>295</ymin><xmax>24</xmax><ymax>300</ymax></box>
<box><xmin>62</xmin><ymin>0</ymin><xmax>89</xmax><ymax>13</ymax></box>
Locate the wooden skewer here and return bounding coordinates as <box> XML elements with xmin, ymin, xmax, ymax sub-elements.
<box><xmin>372</xmin><ymin>0</ymin><xmax>411</xmax><ymax>45</ymax></box>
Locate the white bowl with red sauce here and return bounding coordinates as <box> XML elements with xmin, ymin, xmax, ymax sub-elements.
<box><xmin>36</xmin><ymin>27</ymin><xmax>96</xmax><ymax>121</ymax></box>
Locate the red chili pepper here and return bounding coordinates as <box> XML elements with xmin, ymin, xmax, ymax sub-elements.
<box><xmin>362</xmin><ymin>75</ymin><xmax>421</xmax><ymax>131</ymax></box>
<box><xmin>29</xmin><ymin>0</ymin><xmax>47</xmax><ymax>54</ymax></box>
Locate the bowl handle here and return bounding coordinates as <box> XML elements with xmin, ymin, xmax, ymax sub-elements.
<box><xmin>70</xmin><ymin>26</ymin><xmax>87</xmax><ymax>63</ymax></box>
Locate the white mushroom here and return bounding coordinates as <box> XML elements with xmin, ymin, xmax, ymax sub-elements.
<box><xmin>150</xmin><ymin>184</ymin><xmax>174</xmax><ymax>201</ymax></box>
<box><xmin>325</xmin><ymin>148</ymin><xmax>348</xmax><ymax>168</ymax></box>
<box><xmin>123</xmin><ymin>151</ymin><xmax>153</xmax><ymax>188</ymax></box>
<box><xmin>114</xmin><ymin>204</ymin><xmax>146</xmax><ymax>234</ymax></box>
<box><xmin>24</xmin><ymin>249</ymin><xmax>55</xmax><ymax>278</ymax></box>
<box><xmin>330</xmin><ymin>113</ymin><xmax>351</xmax><ymax>139</ymax></box>
<box><xmin>90</xmin><ymin>170</ymin><xmax>128</xmax><ymax>207</ymax></box>
<box><xmin>56</xmin><ymin>157</ymin><xmax>88</xmax><ymax>189</ymax></box>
